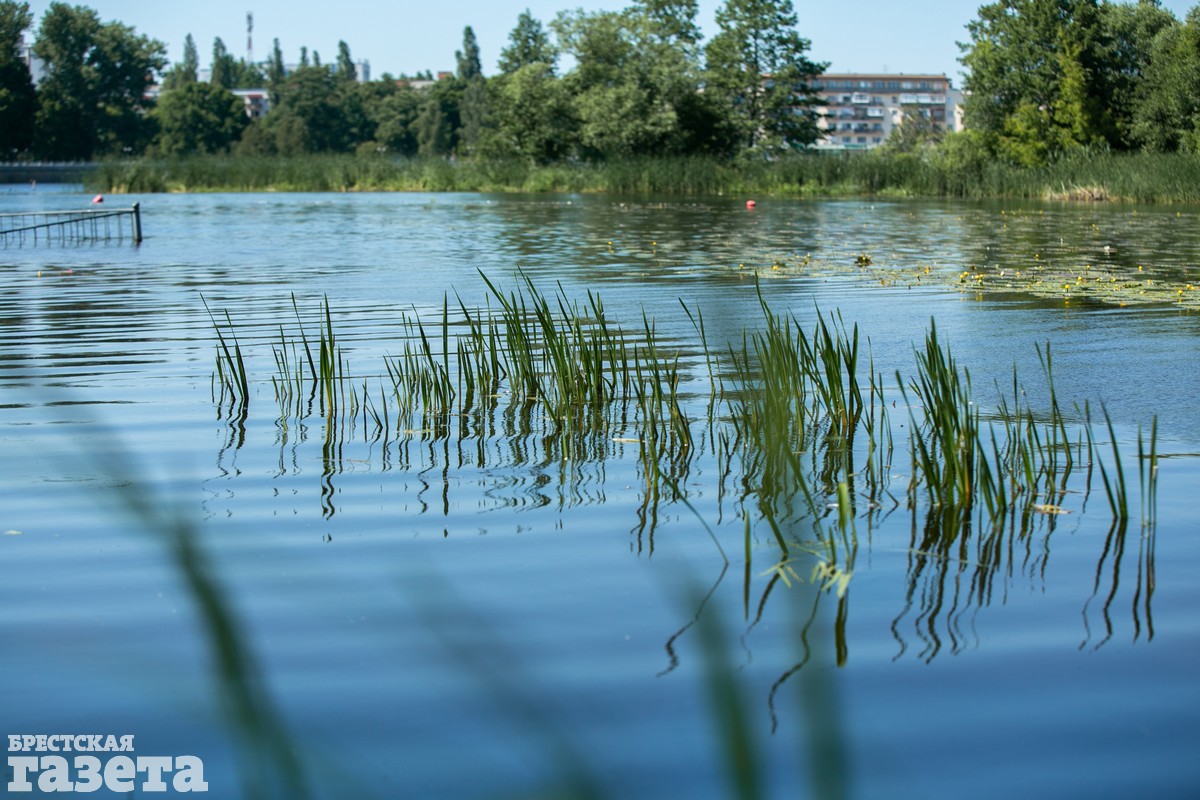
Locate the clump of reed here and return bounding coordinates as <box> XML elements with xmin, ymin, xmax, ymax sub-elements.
<box><xmin>203</xmin><ymin>296</ymin><xmax>249</xmax><ymax>418</ymax></box>
<box><xmin>215</xmin><ymin>273</ymin><xmax>697</xmax><ymax>509</ymax></box>
<box><xmin>722</xmin><ymin>284</ymin><xmax>890</xmax><ymax>537</ymax></box>
<box><xmin>899</xmin><ymin>321</ymin><xmax>980</xmax><ymax>515</ymax></box>
<box><xmin>893</xmin><ymin>327</ymin><xmax>1161</xmax><ymax>539</ymax></box>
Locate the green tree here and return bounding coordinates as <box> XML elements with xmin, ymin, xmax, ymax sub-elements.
<box><xmin>270</xmin><ymin>64</ymin><xmax>351</xmax><ymax>153</ymax></box>
<box><xmin>704</xmin><ymin>0</ymin><xmax>826</xmax><ymax>154</ymax></box>
<box><xmin>162</xmin><ymin>32</ymin><xmax>198</xmax><ymax>90</ymax></box>
<box><xmin>211</xmin><ymin>39</ymin><xmax>264</xmax><ymax>91</ymax></box>
<box><xmin>1102</xmin><ymin>0</ymin><xmax>1178</xmax><ymax>148</ymax></box>
<box><xmin>482</xmin><ymin>62</ymin><xmax>575</xmax><ymax>162</ymax></box>
<box><xmin>415</xmin><ymin>80</ymin><xmax>459</xmax><ymax>157</ymax></box>
<box><xmin>634</xmin><ymin>0</ymin><xmax>735</xmax><ymax>155</ymax></box>
<box><xmin>497</xmin><ymin>9</ymin><xmax>556</xmax><ymax>74</ymax></box>
<box><xmin>243</xmin><ymin>63</ymin><xmax>353</xmax><ymax>155</ymax></box>
<box><xmin>372</xmin><ymin>84</ymin><xmax>421</xmax><ymax>156</ymax></box>
<box><xmin>153</xmin><ymin>81</ymin><xmax>247</xmax><ymax>154</ymax></box>
<box><xmin>336</xmin><ymin>40</ymin><xmax>356</xmax><ymax>83</ymax></box>
<box><xmin>1131</xmin><ymin>7</ymin><xmax>1200</xmax><ymax>151</ymax></box>
<box><xmin>456</xmin><ymin>26</ymin><xmax>487</xmax><ymax>154</ymax></box>
<box><xmin>456</xmin><ymin>26</ymin><xmax>482</xmax><ymax>81</ymax></box>
<box><xmin>33</xmin><ymin>3</ymin><xmax>167</xmax><ymax>159</ymax></box>
<box><xmin>636</xmin><ymin>0</ymin><xmax>702</xmax><ymax>49</ymax></box>
<box><xmin>485</xmin><ymin>10</ymin><xmax>580</xmax><ymax>161</ymax></box>
<box><xmin>554</xmin><ymin>7</ymin><xmax>708</xmax><ymax>158</ymax></box>
<box><xmin>0</xmin><ymin>1</ymin><xmax>37</xmax><ymax>156</ymax></box>
<box><xmin>210</xmin><ymin>36</ymin><xmax>234</xmax><ymax>89</ymax></box>
<box><xmin>341</xmin><ymin>78</ymin><xmax>395</xmax><ymax>151</ymax></box>
<box><xmin>226</xmin><ymin>59</ymin><xmax>264</xmax><ymax>89</ymax></box>
<box><xmin>959</xmin><ymin>0</ymin><xmax>1115</xmax><ymax>165</ymax></box>
<box><xmin>266</xmin><ymin>38</ymin><xmax>285</xmax><ymax>105</ymax></box>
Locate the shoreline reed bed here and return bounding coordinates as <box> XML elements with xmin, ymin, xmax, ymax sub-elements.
<box><xmin>94</xmin><ymin>152</ymin><xmax>1200</xmax><ymax>203</ymax></box>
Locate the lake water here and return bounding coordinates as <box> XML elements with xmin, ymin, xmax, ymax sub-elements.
<box><xmin>2</xmin><ymin>188</ymin><xmax>1198</xmax><ymax>799</ymax></box>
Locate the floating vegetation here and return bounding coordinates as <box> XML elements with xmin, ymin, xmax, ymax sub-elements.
<box><xmin>732</xmin><ymin>249</ymin><xmax>1200</xmax><ymax>310</ymax></box>
<box><xmin>722</xmin><ymin>203</ymin><xmax>1200</xmax><ymax>311</ymax></box>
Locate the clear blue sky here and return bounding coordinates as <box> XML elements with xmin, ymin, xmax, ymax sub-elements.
<box><xmin>20</xmin><ymin>0</ymin><xmax>1199</xmax><ymax>86</ymax></box>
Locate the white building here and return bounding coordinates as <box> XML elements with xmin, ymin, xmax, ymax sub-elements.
<box><xmin>810</xmin><ymin>74</ymin><xmax>962</xmax><ymax>151</ymax></box>
<box><xmin>16</xmin><ymin>33</ymin><xmax>46</xmax><ymax>84</ymax></box>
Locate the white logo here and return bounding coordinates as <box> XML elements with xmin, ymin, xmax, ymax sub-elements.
<box><xmin>7</xmin><ymin>735</ymin><xmax>208</xmax><ymax>793</ymax></box>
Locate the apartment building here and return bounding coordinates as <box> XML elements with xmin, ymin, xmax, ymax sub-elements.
<box><xmin>15</xmin><ymin>33</ymin><xmax>46</xmax><ymax>84</ymax></box>
<box><xmin>810</xmin><ymin>73</ymin><xmax>962</xmax><ymax>150</ymax></box>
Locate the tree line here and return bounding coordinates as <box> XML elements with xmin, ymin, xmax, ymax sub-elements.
<box><xmin>2</xmin><ymin>0</ymin><xmax>1199</xmax><ymax>167</ymax></box>
<box><xmin>0</xmin><ymin>0</ymin><xmax>825</xmax><ymax>162</ymax></box>
<box><xmin>959</xmin><ymin>0</ymin><xmax>1200</xmax><ymax>165</ymax></box>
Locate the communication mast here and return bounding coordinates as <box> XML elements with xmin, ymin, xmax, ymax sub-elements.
<box><xmin>246</xmin><ymin>12</ymin><xmax>254</xmax><ymax>64</ymax></box>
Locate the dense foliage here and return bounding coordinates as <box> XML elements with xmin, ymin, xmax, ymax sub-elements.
<box><xmin>29</xmin><ymin>2</ymin><xmax>165</xmax><ymax>159</ymax></box>
<box><xmin>2</xmin><ymin>0</ymin><xmax>822</xmax><ymax>162</ymax></box>
<box><xmin>3</xmin><ymin>0</ymin><xmax>1199</xmax><ymax>170</ymax></box>
<box><xmin>960</xmin><ymin>0</ymin><xmax>1200</xmax><ymax>163</ymax></box>
<box><xmin>0</xmin><ymin>1</ymin><xmax>37</xmax><ymax>154</ymax></box>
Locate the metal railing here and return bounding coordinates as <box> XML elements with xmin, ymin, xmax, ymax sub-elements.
<box><xmin>0</xmin><ymin>203</ymin><xmax>142</xmax><ymax>246</ymax></box>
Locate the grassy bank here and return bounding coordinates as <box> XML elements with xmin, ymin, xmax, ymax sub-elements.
<box><xmin>89</xmin><ymin>151</ymin><xmax>1200</xmax><ymax>203</ymax></box>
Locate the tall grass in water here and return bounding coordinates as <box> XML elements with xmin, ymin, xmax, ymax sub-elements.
<box><xmin>202</xmin><ymin>297</ymin><xmax>249</xmax><ymax>420</ymax></box>
<box><xmin>245</xmin><ymin>275</ymin><xmax>696</xmax><ymax>507</ymax></box>
<box><xmin>210</xmin><ymin>272</ymin><xmax>1164</xmax><ymax>591</ymax></box>
<box><xmin>1139</xmin><ymin>418</ymin><xmax>1159</xmax><ymax>528</ymax></box>
<box><xmin>900</xmin><ymin>321</ymin><xmax>979</xmax><ymax>515</ymax></box>
<box><xmin>211</xmin><ymin>276</ymin><xmax>1161</xmax><ymax>540</ymax></box>
<box><xmin>724</xmin><ymin>284</ymin><xmax>884</xmax><ymax>543</ymax></box>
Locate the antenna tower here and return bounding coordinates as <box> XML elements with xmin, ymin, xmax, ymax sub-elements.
<box><xmin>246</xmin><ymin>12</ymin><xmax>254</xmax><ymax>64</ymax></box>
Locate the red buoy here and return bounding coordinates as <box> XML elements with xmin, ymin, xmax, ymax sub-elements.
<box><xmin>746</xmin><ymin>199</ymin><xmax>757</xmax><ymax>210</ymax></box>
<box><xmin>91</xmin><ymin>194</ymin><xmax>104</xmax><ymax>204</ymax></box>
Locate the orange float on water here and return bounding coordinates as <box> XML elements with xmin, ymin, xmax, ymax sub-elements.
<box><xmin>746</xmin><ymin>199</ymin><xmax>757</xmax><ymax>209</ymax></box>
<box><xmin>91</xmin><ymin>194</ymin><xmax>104</xmax><ymax>204</ymax></box>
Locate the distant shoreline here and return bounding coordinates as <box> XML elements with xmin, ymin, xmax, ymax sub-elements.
<box><xmin>36</xmin><ymin>153</ymin><xmax>1200</xmax><ymax>205</ymax></box>
<box><xmin>0</xmin><ymin>163</ymin><xmax>98</xmax><ymax>185</ymax></box>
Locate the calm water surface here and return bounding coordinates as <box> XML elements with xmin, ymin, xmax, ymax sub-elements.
<box><xmin>1</xmin><ymin>189</ymin><xmax>1198</xmax><ymax>799</ymax></box>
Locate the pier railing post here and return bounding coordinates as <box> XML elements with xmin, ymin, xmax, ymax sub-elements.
<box><xmin>132</xmin><ymin>203</ymin><xmax>142</xmax><ymax>244</ymax></box>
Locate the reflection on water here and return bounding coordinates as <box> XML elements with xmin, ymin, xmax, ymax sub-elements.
<box><xmin>202</xmin><ymin>273</ymin><xmax>1163</xmax><ymax>677</ymax></box>
<box><xmin>896</xmin><ymin>505</ymin><xmax>1062</xmax><ymax>662</ymax></box>
<box><xmin>1</xmin><ymin>192</ymin><xmax>1198</xmax><ymax>799</ymax></box>
<box><xmin>1081</xmin><ymin>519</ymin><xmax>1157</xmax><ymax>651</ymax></box>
